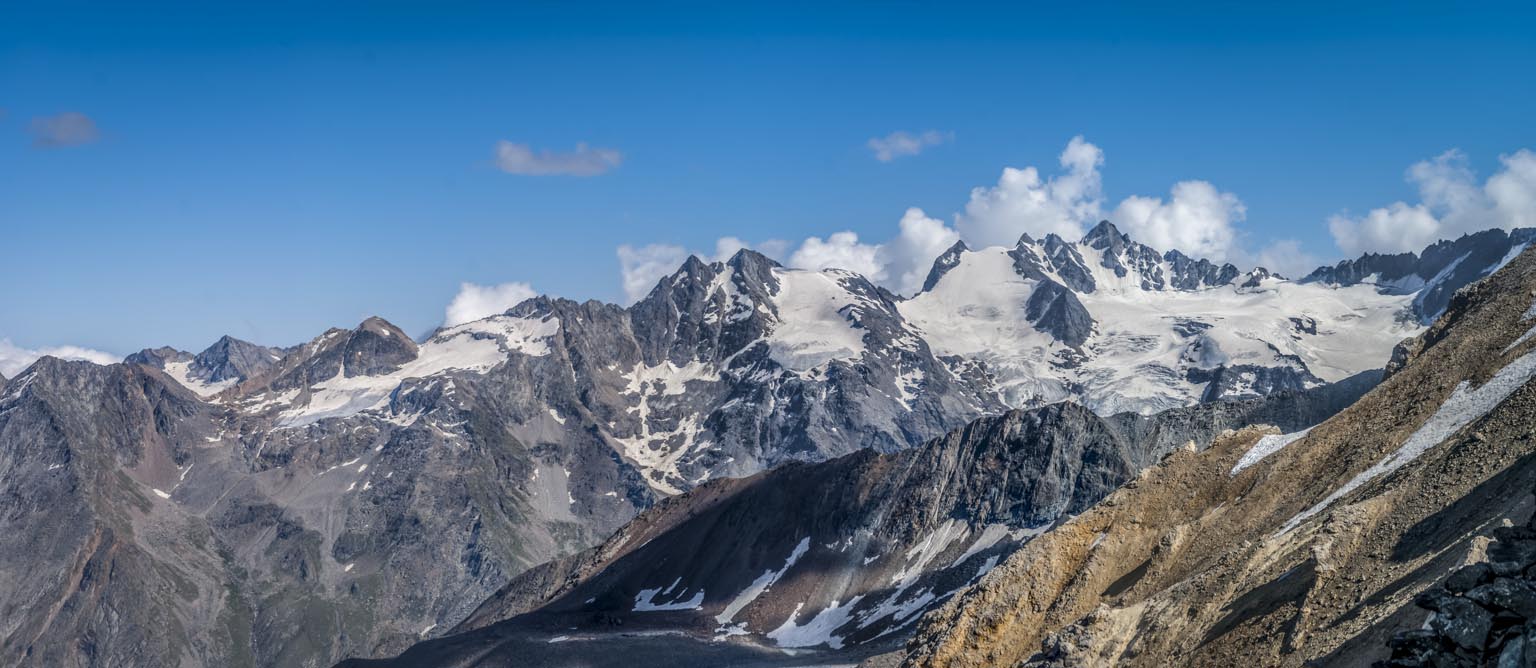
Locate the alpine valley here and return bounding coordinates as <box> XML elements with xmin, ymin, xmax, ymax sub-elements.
<box><xmin>4</xmin><ymin>224</ymin><xmax>1534</xmax><ymax>668</ymax></box>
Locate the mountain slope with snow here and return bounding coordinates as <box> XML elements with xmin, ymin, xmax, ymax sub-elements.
<box><xmin>340</xmin><ymin>372</ymin><xmax>1376</xmax><ymax>668</ymax></box>
<box><xmin>895</xmin><ymin>243</ymin><xmax>1536</xmax><ymax>668</ymax></box>
<box><xmin>902</xmin><ymin>221</ymin><xmax>1421</xmax><ymax>415</ymax></box>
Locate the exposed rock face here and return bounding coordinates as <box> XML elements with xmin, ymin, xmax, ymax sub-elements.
<box><xmin>345</xmin><ymin>371</ymin><xmax>1376</xmax><ymax>667</ymax></box>
<box><xmin>1304</xmin><ymin>227</ymin><xmax>1536</xmax><ymax>323</ymax></box>
<box><xmin>0</xmin><ymin>345</ymin><xmax>654</xmax><ymax>667</ymax></box>
<box><xmin>896</xmin><ymin>245</ymin><xmax>1536</xmax><ymax>668</ymax></box>
<box><xmin>1376</xmin><ymin>507</ymin><xmax>1536</xmax><ymax>667</ymax></box>
<box><xmin>126</xmin><ymin>335</ymin><xmax>290</xmax><ymax>397</ymax></box>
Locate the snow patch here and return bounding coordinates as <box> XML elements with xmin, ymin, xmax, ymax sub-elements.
<box><xmin>947</xmin><ymin>523</ymin><xmax>1013</xmax><ymax>568</ymax></box>
<box><xmin>767</xmin><ymin>596</ymin><xmax>865</xmax><ymax>649</ymax></box>
<box><xmin>277</xmin><ymin>313</ymin><xmax>559</xmax><ymax>426</ymax></box>
<box><xmin>1230</xmin><ymin>427</ymin><xmax>1313</xmax><ymax>475</ymax></box>
<box><xmin>161</xmin><ymin>361</ymin><xmax>238</xmax><ymax>398</ymax></box>
<box><xmin>765</xmin><ymin>268</ymin><xmax>871</xmax><ymax>371</ymax></box>
<box><xmin>633</xmin><ymin>586</ymin><xmax>705</xmax><ymax>612</ymax></box>
<box><xmin>1282</xmin><ymin>347</ymin><xmax>1536</xmax><ymax>533</ymax></box>
<box><xmin>891</xmin><ymin>519</ymin><xmax>967</xmax><ymax>590</ymax></box>
<box><xmin>715</xmin><ymin>537</ymin><xmax>811</xmax><ymax>626</ymax></box>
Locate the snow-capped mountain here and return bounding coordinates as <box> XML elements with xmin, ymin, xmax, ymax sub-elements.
<box><xmin>4</xmin><ymin>226</ymin><xmax>1530</xmax><ymax>668</ymax></box>
<box><xmin>896</xmin><ymin>231</ymin><xmax>1536</xmax><ymax>668</ymax></box>
<box><xmin>903</xmin><ymin>221</ymin><xmax>1419</xmax><ymax>415</ymax></box>
<box><xmin>1302</xmin><ymin>226</ymin><xmax>1536</xmax><ymax>322</ymax></box>
<box><xmin>122</xmin><ymin>224</ymin><xmax>1532</xmax><ymax>497</ymax></box>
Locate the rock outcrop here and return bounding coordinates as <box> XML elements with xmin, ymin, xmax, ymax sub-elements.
<box><xmin>1377</xmin><ymin>502</ymin><xmax>1536</xmax><ymax>666</ymax></box>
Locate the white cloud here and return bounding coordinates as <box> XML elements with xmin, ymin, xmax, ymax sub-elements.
<box><xmin>1110</xmin><ymin>180</ymin><xmax>1246</xmax><ymax>262</ymax></box>
<box><xmin>956</xmin><ymin>135</ymin><xmax>1104</xmax><ymax>248</ymax></box>
<box><xmin>867</xmin><ymin>130</ymin><xmax>952</xmax><ymax>162</ymax></box>
<box><xmin>0</xmin><ymin>338</ymin><xmax>118</xmax><ymax>377</ymax></box>
<box><xmin>30</xmin><ymin>112</ymin><xmax>98</xmax><ymax>148</ymax></box>
<box><xmin>783</xmin><ymin>209</ymin><xmax>959</xmax><ymax>296</ymax></box>
<box><xmin>618</xmin><ymin>243</ymin><xmax>691</xmax><ymax>303</ymax></box>
<box><xmin>883</xmin><ymin>208</ymin><xmax>963</xmax><ymax>295</ymax></box>
<box><xmin>494</xmin><ymin>140</ymin><xmax>622</xmax><ymax>176</ymax></box>
<box><xmin>1253</xmin><ymin>239</ymin><xmax>1319</xmax><ymax>279</ymax></box>
<box><xmin>614</xmin><ymin>135</ymin><xmax>1354</xmax><ymax>300</ymax></box>
<box><xmin>1328</xmin><ymin>203</ymin><xmax>1439</xmax><ymax>257</ymax></box>
<box><xmin>443</xmin><ymin>281</ymin><xmax>538</xmax><ymax>326</ymax></box>
<box><xmin>1488</xmin><ymin>149</ymin><xmax>1536</xmax><ymax>230</ymax></box>
<box><xmin>789</xmin><ymin>231</ymin><xmax>885</xmax><ymax>278</ymax></box>
<box><xmin>1329</xmin><ymin>148</ymin><xmax>1536</xmax><ymax>255</ymax></box>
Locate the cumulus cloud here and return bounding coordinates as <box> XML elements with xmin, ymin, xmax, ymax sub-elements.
<box><xmin>615</xmin><ymin>135</ymin><xmax>1324</xmax><ymax>299</ymax></box>
<box><xmin>1253</xmin><ymin>239</ymin><xmax>1319</xmax><ymax>279</ymax></box>
<box><xmin>956</xmin><ymin>135</ymin><xmax>1105</xmax><ymax>248</ymax></box>
<box><xmin>786</xmin><ymin>208</ymin><xmax>960</xmax><ymax>295</ymax></box>
<box><xmin>495</xmin><ymin>140</ymin><xmax>622</xmax><ymax>176</ymax></box>
<box><xmin>0</xmin><ymin>338</ymin><xmax>118</xmax><ymax>377</ymax></box>
<box><xmin>883</xmin><ymin>208</ymin><xmax>963</xmax><ymax>294</ymax></box>
<box><xmin>867</xmin><ymin>130</ymin><xmax>952</xmax><ymax>162</ymax></box>
<box><xmin>443</xmin><ymin>281</ymin><xmax>539</xmax><ymax>326</ymax></box>
<box><xmin>1110</xmin><ymin>180</ymin><xmax>1246</xmax><ymax>263</ymax></box>
<box><xmin>1329</xmin><ymin>148</ymin><xmax>1536</xmax><ymax>255</ymax></box>
<box><xmin>617</xmin><ymin>243</ymin><xmax>691</xmax><ymax>303</ymax></box>
<box><xmin>30</xmin><ymin>112</ymin><xmax>98</xmax><ymax>148</ymax></box>
<box><xmin>788</xmin><ymin>232</ymin><xmax>885</xmax><ymax>278</ymax></box>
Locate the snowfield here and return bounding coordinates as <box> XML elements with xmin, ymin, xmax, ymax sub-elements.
<box><xmin>902</xmin><ymin>244</ymin><xmax>1419</xmax><ymax>415</ymax></box>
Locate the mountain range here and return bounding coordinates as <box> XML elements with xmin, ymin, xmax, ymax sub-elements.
<box><xmin>1</xmin><ymin>225</ymin><xmax>1531</xmax><ymax>667</ymax></box>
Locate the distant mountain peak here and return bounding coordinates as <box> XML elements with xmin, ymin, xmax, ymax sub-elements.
<box><xmin>1080</xmin><ymin>219</ymin><xmax>1127</xmax><ymax>248</ymax></box>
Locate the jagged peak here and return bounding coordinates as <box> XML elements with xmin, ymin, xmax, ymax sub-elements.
<box><xmin>357</xmin><ymin>315</ymin><xmax>406</xmax><ymax>335</ymax></box>
<box><xmin>1080</xmin><ymin>220</ymin><xmax>1126</xmax><ymax>247</ymax></box>
<box><xmin>125</xmin><ymin>346</ymin><xmax>189</xmax><ymax>367</ymax></box>
<box><xmin>921</xmin><ymin>240</ymin><xmax>974</xmax><ymax>294</ymax></box>
<box><xmin>677</xmin><ymin>254</ymin><xmax>711</xmax><ymax>275</ymax></box>
<box><xmin>724</xmin><ymin>247</ymin><xmax>782</xmax><ymax>272</ymax></box>
<box><xmin>1015</xmin><ymin>232</ymin><xmax>1036</xmax><ymax>247</ymax></box>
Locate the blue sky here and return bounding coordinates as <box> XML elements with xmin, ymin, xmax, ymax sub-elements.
<box><xmin>2</xmin><ymin>1</ymin><xmax>1534</xmax><ymax>359</ymax></box>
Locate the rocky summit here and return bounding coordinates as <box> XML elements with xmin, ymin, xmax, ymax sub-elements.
<box><xmin>2</xmin><ymin>228</ymin><xmax>1533</xmax><ymax>668</ymax></box>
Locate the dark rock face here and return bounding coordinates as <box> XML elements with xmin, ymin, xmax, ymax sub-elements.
<box><xmin>1304</xmin><ymin>228</ymin><xmax>1536</xmax><ymax>322</ymax></box>
<box><xmin>1377</xmin><ymin>503</ymin><xmax>1536</xmax><ymax>667</ymax></box>
<box><xmin>1026</xmin><ymin>280</ymin><xmax>1094</xmax><ymax>348</ymax></box>
<box><xmin>1191</xmin><ymin>360</ymin><xmax>1323</xmax><ymax>403</ymax></box>
<box><xmin>194</xmin><ymin>334</ymin><xmax>289</xmax><ymax>383</ymax></box>
<box><xmin>1305</xmin><ymin>251</ymin><xmax>1421</xmax><ymax>287</ymax></box>
<box><xmin>262</xmin><ymin>317</ymin><xmax>419</xmax><ymax>391</ymax></box>
<box><xmin>126</xmin><ymin>335</ymin><xmax>289</xmax><ymax>390</ymax></box>
<box><xmin>1041</xmin><ymin>233</ymin><xmax>1097</xmax><ymax>293</ymax></box>
<box><xmin>354</xmin><ymin>373</ymin><xmax>1378</xmax><ymax>667</ymax></box>
<box><xmin>921</xmin><ymin>241</ymin><xmax>969</xmax><ymax>293</ymax></box>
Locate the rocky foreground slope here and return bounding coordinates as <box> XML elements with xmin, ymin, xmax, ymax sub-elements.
<box><xmin>892</xmin><ymin>246</ymin><xmax>1536</xmax><ymax>666</ymax></box>
<box><xmin>338</xmin><ymin>372</ymin><xmax>1376</xmax><ymax>668</ymax></box>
